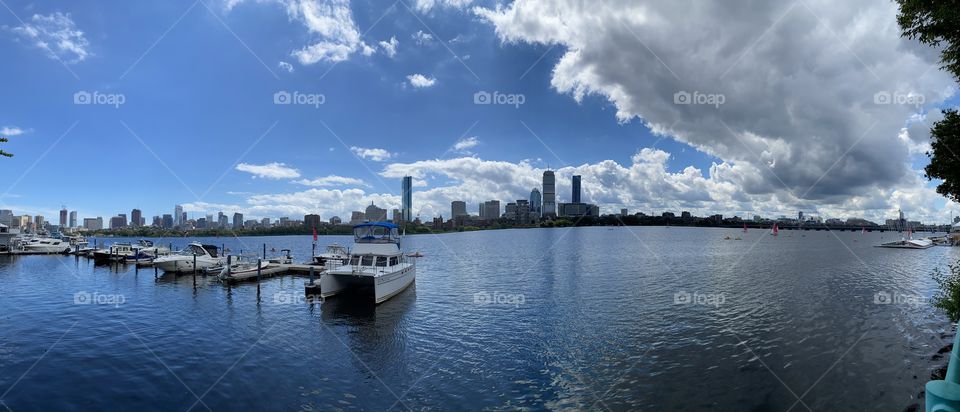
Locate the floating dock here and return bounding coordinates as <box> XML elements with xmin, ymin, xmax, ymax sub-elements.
<box><xmin>217</xmin><ymin>263</ymin><xmax>325</xmax><ymax>284</ymax></box>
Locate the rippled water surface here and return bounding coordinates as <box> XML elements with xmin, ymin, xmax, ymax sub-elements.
<box><xmin>0</xmin><ymin>227</ymin><xmax>956</xmax><ymax>410</ymax></box>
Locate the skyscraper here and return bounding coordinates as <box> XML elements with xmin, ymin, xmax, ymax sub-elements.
<box><xmin>174</xmin><ymin>205</ymin><xmax>183</xmax><ymax>227</ymax></box>
<box><xmin>542</xmin><ymin>171</ymin><xmax>556</xmax><ymax>217</ymax></box>
<box><xmin>401</xmin><ymin>176</ymin><xmax>413</xmax><ymax>222</ymax></box>
<box><xmin>571</xmin><ymin>175</ymin><xmax>581</xmax><ymax>203</ymax></box>
<box><xmin>59</xmin><ymin>207</ymin><xmax>68</xmax><ymax>227</ymax></box>
<box><xmin>131</xmin><ymin>209</ymin><xmax>142</xmax><ymax>228</ymax></box>
<box><xmin>233</xmin><ymin>213</ymin><xmax>243</xmax><ymax>230</ymax></box>
<box><xmin>68</xmin><ymin>211</ymin><xmax>77</xmax><ymax>228</ymax></box>
<box><xmin>529</xmin><ymin>188</ymin><xmax>542</xmax><ymax>216</ymax></box>
<box><xmin>451</xmin><ymin>201</ymin><xmax>467</xmax><ymax>218</ymax></box>
<box><xmin>481</xmin><ymin>200</ymin><xmax>501</xmax><ymax>220</ymax></box>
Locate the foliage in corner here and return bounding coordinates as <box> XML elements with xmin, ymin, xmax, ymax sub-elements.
<box><xmin>0</xmin><ymin>136</ymin><xmax>11</xmax><ymax>158</ymax></box>
<box><xmin>925</xmin><ymin>109</ymin><xmax>960</xmax><ymax>202</ymax></box>
<box><xmin>932</xmin><ymin>261</ymin><xmax>960</xmax><ymax>322</ymax></box>
<box><xmin>897</xmin><ymin>0</ymin><xmax>960</xmax><ymax>81</ymax></box>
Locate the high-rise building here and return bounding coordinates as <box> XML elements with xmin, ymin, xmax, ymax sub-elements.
<box><xmin>218</xmin><ymin>212</ymin><xmax>228</xmax><ymax>229</ymax></box>
<box><xmin>162</xmin><ymin>214</ymin><xmax>173</xmax><ymax>228</ymax></box>
<box><xmin>451</xmin><ymin>201</ymin><xmax>467</xmax><ymax>218</ymax></box>
<box><xmin>83</xmin><ymin>217</ymin><xmax>103</xmax><ymax>230</ymax></box>
<box><xmin>59</xmin><ymin>208</ymin><xmax>68</xmax><ymax>227</ymax></box>
<box><xmin>480</xmin><ymin>200</ymin><xmax>501</xmax><ymax>220</ymax></box>
<box><xmin>109</xmin><ymin>215</ymin><xmax>127</xmax><ymax>229</ymax></box>
<box><xmin>0</xmin><ymin>210</ymin><xmax>12</xmax><ymax>227</ymax></box>
<box><xmin>34</xmin><ymin>215</ymin><xmax>44</xmax><ymax>230</ymax></box>
<box><xmin>174</xmin><ymin>205</ymin><xmax>183</xmax><ymax>227</ymax></box>
<box><xmin>69</xmin><ymin>211</ymin><xmax>77</xmax><ymax>228</ymax></box>
<box><xmin>233</xmin><ymin>213</ymin><xmax>244</xmax><ymax>230</ymax></box>
<box><xmin>392</xmin><ymin>208</ymin><xmax>402</xmax><ymax>223</ymax></box>
<box><xmin>366</xmin><ymin>203</ymin><xmax>387</xmax><ymax>222</ymax></box>
<box><xmin>329</xmin><ymin>216</ymin><xmax>342</xmax><ymax>225</ymax></box>
<box><xmin>401</xmin><ymin>176</ymin><xmax>413</xmax><ymax>222</ymax></box>
<box><xmin>131</xmin><ymin>209</ymin><xmax>142</xmax><ymax>228</ymax></box>
<box><xmin>529</xmin><ymin>188</ymin><xmax>542</xmax><ymax>216</ymax></box>
<box><xmin>261</xmin><ymin>218</ymin><xmax>270</xmax><ymax>227</ymax></box>
<box><xmin>304</xmin><ymin>214</ymin><xmax>321</xmax><ymax>229</ymax></box>
<box><xmin>571</xmin><ymin>175</ymin><xmax>581</xmax><ymax>203</ymax></box>
<box><xmin>542</xmin><ymin>171</ymin><xmax>556</xmax><ymax>217</ymax></box>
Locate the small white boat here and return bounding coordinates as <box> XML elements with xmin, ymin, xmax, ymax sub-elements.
<box><xmin>22</xmin><ymin>237</ymin><xmax>72</xmax><ymax>254</ymax></box>
<box><xmin>312</xmin><ymin>244</ymin><xmax>349</xmax><ymax>267</ymax></box>
<box><xmin>320</xmin><ymin>222</ymin><xmax>417</xmax><ymax>304</ymax></box>
<box><xmin>92</xmin><ymin>243</ymin><xmax>138</xmax><ymax>261</ymax></box>
<box><xmin>153</xmin><ymin>242</ymin><xmax>225</xmax><ymax>273</ymax></box>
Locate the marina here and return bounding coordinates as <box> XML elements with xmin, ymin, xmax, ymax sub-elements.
<box><xmin>0</xmin><ymin>227</ymin><xmax>956</xmax><ymax>410</ymax></box>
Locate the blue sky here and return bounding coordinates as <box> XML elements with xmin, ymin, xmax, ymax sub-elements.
<box><xmin>1</xmin><ymin>0</ymin><xmax>957</xmax><ymax>223</ymax></box>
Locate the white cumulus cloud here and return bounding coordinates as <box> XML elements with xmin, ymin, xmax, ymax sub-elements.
<box><xmin>0</xmin><ymin>126</ymin><xmax>28</xmax><ymax>136</ymax></box>
<box><xmin>378</xmin><ymin>36</ymin><xmax>399</xmax><ymax>57</ymax></box>
<box><xmin>236</xmin><ymin>162</ymin><xmax>301</xmax><ymax>179</ymax></box>
<box><xmin>295</xmin><ymin>175</ymin><xmax>367</xmax><ymax>187</ymax></box>
<box><xmin>412</xmin><ymin>30</ymin><xmax>433</xmax><ymax>45</ymax></box>
<box><xmin>474</xmin><ymin>0</ymin><xmax>956</xmax><ymax>205</ymax></box>
<box><xmin>11</xmin><ymin>12</ymin><xmax>91</xmax><ymax>64</ymax></box>
<box><xmin>349</xmin><ymin>146</ymin><xmax>394</xmax><ymax>161</ymax></box>
<box><xmin>407</xmin><ymin>73</ymin><xmax>436</xmax><ymax>88</ymax></box>
<box><xmin>451</xmin><ymin>136</ymin><xmax>479</xmax><ymax>153</ymax></box>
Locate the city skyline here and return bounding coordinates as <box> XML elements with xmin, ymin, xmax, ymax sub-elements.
<box><xmin>2</xmin><ymin>169</ymin><xmax>952</xmax><ymax>232</ymax></box>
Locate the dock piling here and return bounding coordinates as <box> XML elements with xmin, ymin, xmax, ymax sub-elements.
<box><xmin>192</xmin><ymin>253</ymin><xmax>197</xmax><ymax>275</ymax></box>
<box><xmin>263</xmin><ymin>244</ymin><xmax>266</xmax><ymax>260</ymax></box>
<box><xmin>256</xmin><ymin>259</ymin><xmax>262</xmax><ymax>297</ymax></box>
<box><xmin>226</xmin><ymin>255</ymin><xmax>232</xmax><ymax>277</ymax></box>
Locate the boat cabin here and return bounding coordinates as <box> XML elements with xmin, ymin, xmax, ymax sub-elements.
<box><xmin>184</xmin><ymin>243</ymin><xmax>219</xmax><ymax>258</ymax></box>
<box><xmin>353</xmin><ymin>222</ymin><xmax>401</xmax><ymax>244</ymax></box>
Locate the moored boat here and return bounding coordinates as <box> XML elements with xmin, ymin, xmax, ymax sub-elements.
<box><xmin>22</xmin><ymin>237</ymin><xmax>72</xmax><ymax>254</ymax></box>
<box><xmin>319</xmin><ymin>222</ymin><xmax>417</xmax><ymax>304</ymax></box>
<box><xmin>312</xmin><ymin>244</ymin><xmax>349</xmax><ymax>267</ymax></box>
<box><xmin>153</xmin><ymin>242</ymin><xmax>225</xmax><ymax>273</ymax></box>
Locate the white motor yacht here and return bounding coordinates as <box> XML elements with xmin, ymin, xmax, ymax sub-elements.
<box><xmin>312</xmin><ymin>243</ymin><xmax>349</xmax><ymax>267</ymax></box>
<box><xmin>22</xmin><ymin>237</ymin><xmax>72</xmax><ymax>254</ymax></box>
<box><xmin>320</xmin><ymin>222</ymin><xmax>416</xmax><ymax>304</ymax></box>
<box><xmin>153</xmin><ymin>242</ymin><xmax>225</xmax><ymax>273</ymax></box>
<box><xmin>92</xmin><ymin>243</ymin><xmax>138</xmax><ymax>261</ymax></box>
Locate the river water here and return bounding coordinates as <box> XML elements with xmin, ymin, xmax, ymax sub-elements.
<box><xmin>0</xmin><ymin>227</ymin><xmax>955</xmax><ymax>410</ymax></box>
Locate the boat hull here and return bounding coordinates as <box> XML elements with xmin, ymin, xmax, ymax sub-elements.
<box><xmin>23</xmin><ymin>245</ymin><xmax>71</xmax><ymax>254</ymax></box>
<box><xmin>320</xmin><ymin>264</ymin><xmax>415</xmax><ymax>304</ymax></box>
<box><xmin>153</xmin><ymin>257</ymin><xmax>223</xmax><ymax>273</ymax></box>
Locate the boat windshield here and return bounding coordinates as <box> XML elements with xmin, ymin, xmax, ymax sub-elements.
<box><xmin>354</xmin><ymin>225</ymin><xmax>399</xmax><ymax>243</ymax></box>
<box><xmin>181</xmin><ymin>244</ymin><xmax>207</xmax><ymax>256</ymax></box>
